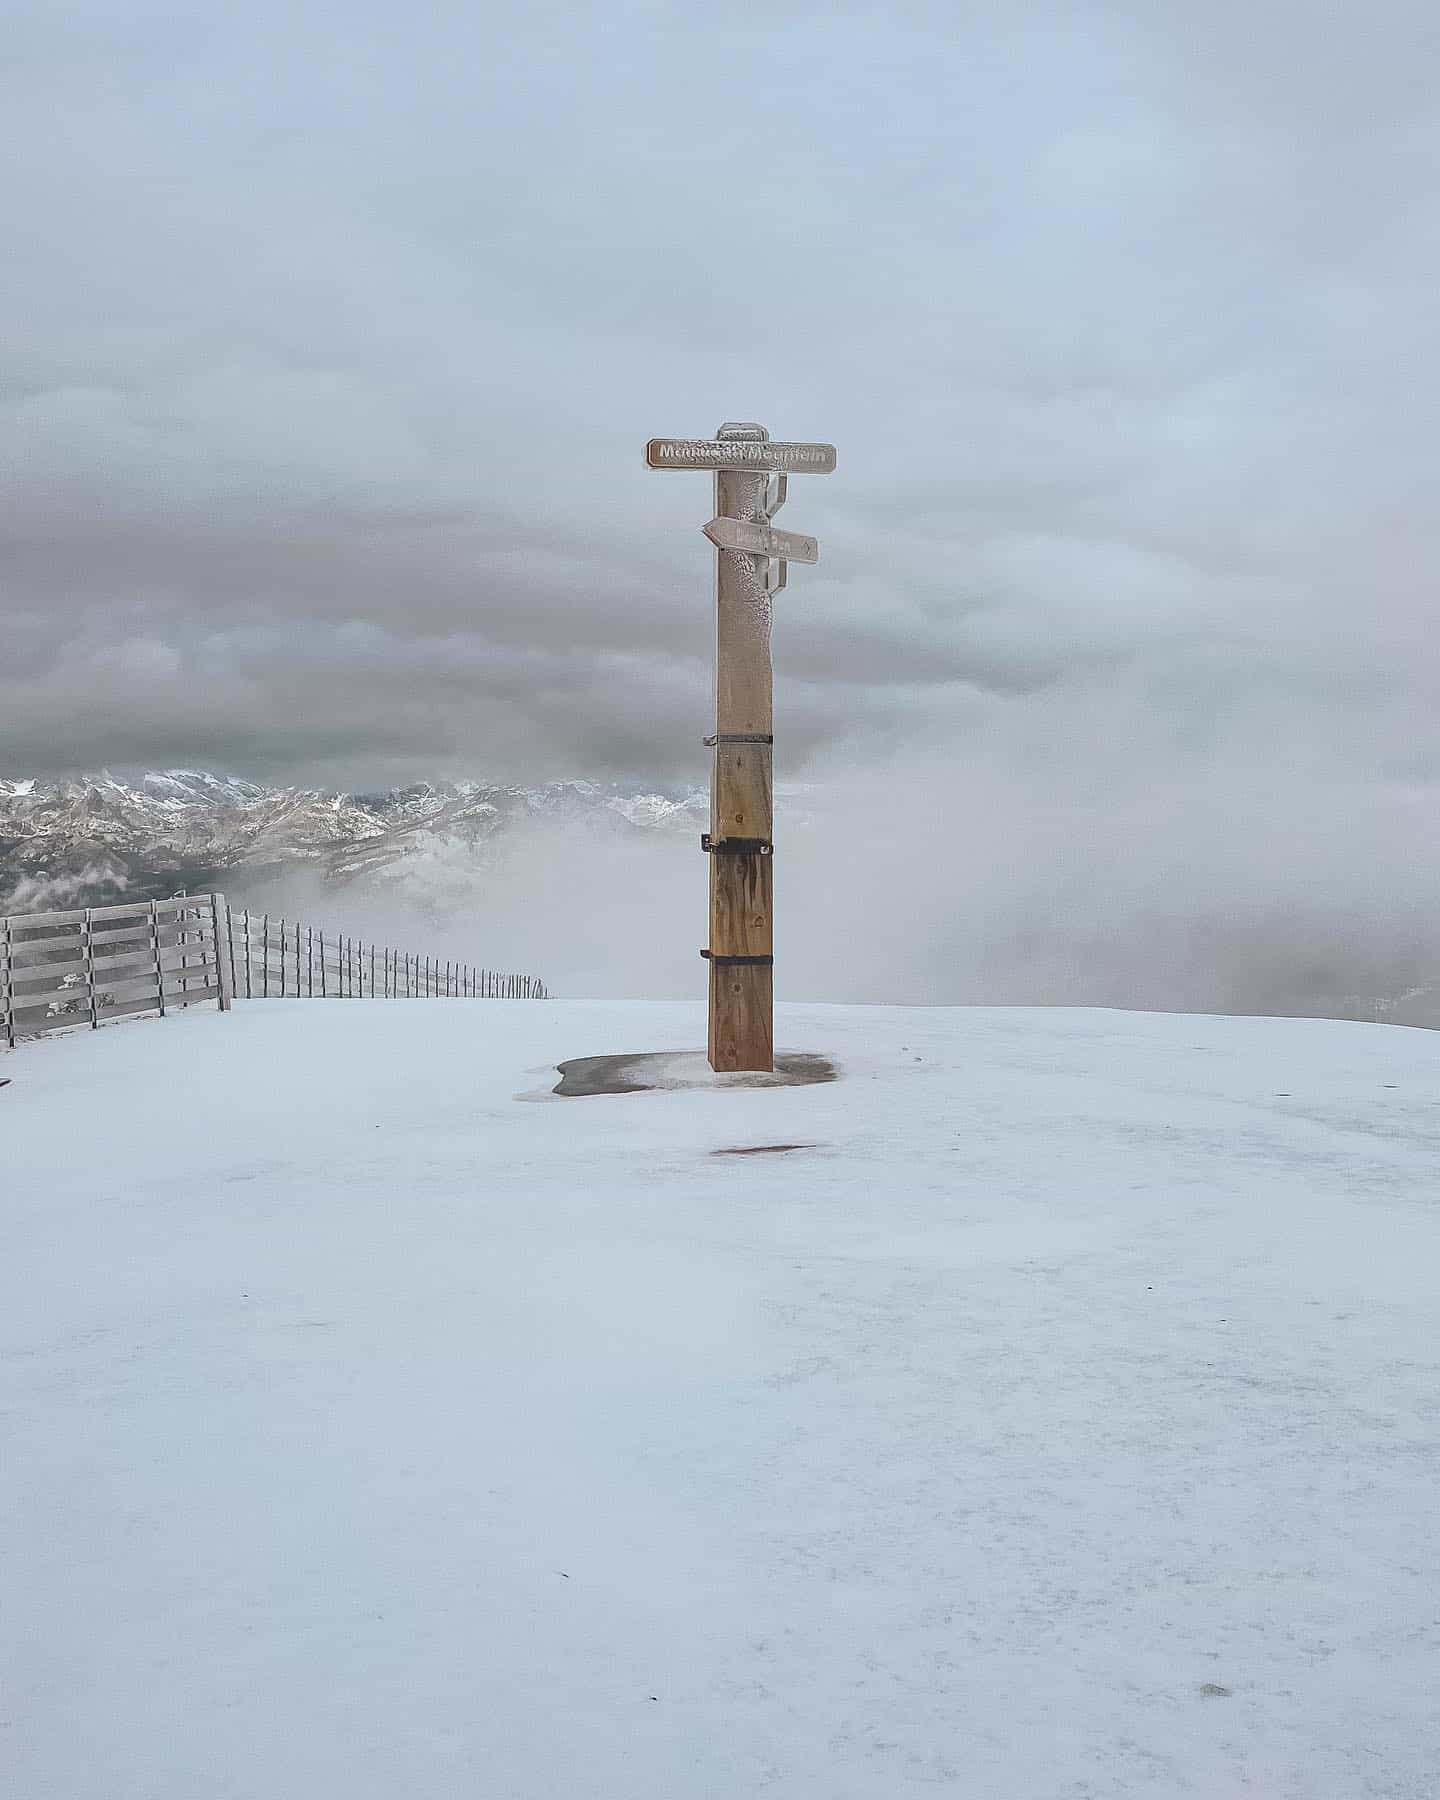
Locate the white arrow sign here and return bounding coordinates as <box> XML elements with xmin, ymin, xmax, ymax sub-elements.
<box><xmin>647</xmin><ymin>437</ymin><xmax>836</xmax><ymax>474</ymax></box>
<box><xmin>702</xmin><ymin>517</ymin><xmax>819</xmax><ymax>564</ymax></box>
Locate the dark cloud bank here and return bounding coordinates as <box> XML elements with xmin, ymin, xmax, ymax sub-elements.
<box><xmin>4</xmin><ymin>0</ymin><xmax>1439</xmax><ymax>1014</ymax></box>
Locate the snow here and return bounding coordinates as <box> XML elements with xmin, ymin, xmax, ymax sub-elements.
<box><xmin>4</xmin><ymin>999</ymin><xmax>1440</xmax><ymax>1798</ymax></box>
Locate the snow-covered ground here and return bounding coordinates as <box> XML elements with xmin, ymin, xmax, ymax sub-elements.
<box><xmin>5</xmin><ymin>999</ymin><xmax>1440</xmax><ymax>1798</ymax></box>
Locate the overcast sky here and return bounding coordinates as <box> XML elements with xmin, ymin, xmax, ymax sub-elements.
<box><xmin>2</xmin><ymin>0</ymin><xmax>1437</xmax><ymax>795</ymax></box>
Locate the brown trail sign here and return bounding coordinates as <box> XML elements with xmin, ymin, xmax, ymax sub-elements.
<box><xmin>647</xmin><ymin>421</ymin><xmax>835</xmax><ymax>1072</ymax></box>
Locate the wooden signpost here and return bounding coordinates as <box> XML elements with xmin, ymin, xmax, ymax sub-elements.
<box><xmin>646</xmin><ymin>421</ymin><xmax>835</xmax><ymax>1072</ymax></box>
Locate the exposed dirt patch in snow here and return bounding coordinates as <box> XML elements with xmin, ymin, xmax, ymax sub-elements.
<box><xmin>710</xmin><ymin>1142</ymin><xmax>816</xmax><ymax>1157</ymax></box>
<box><xmin>552</xmin><ymin>1048</ymin><xmax>838</xmax><ymax>1096</ymax></box>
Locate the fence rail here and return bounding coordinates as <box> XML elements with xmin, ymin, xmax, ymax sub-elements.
<box><xmin>2</xmin><ymin>894</ymin><xmax>547</xmax><ymax>1047</ymax></box>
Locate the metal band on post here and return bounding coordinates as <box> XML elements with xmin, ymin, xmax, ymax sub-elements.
<box><xmin>701</xmin><ymin>833</ymin><xmax>772</xmax><ymax>856</ymax></box>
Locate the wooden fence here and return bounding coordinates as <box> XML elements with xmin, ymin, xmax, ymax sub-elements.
<box><xmin>1</xmin><ymin>893</ymin><xmax>230</xmax><ymax>1047</ymax></box>
<box><xmin>228</xmin><ymin>907</ymin><xmax>546</xmax><ymax>1003</ymax></box>
<box><xmin>1</xmin><ymin>894</ymin><xmax>547</xmax><ymax>1047</ymax></box>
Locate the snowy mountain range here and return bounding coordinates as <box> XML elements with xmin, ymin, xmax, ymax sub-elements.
<box><xmin>0</xmin><ymin>770</ymin><xmax>706</xmax><ymax>911</ymax></box>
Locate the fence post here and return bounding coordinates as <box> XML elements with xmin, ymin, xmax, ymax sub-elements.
<box><xmin>80</xmin><ymin>909</ymin><xmax>99</xmax><ymax>1029</ymax></box>
<box><xmin>319</xmin><ymin>931</ymin><xmax>326</xmax><ymax>998</ymax></box>
<box><xmin>211</xmin><ymin>894</ymin><xmax>233</xmax><ymax>1012</ymax></box>
<box><xmin>1</xmin><ymin>913</ymin><xmax>13</xmax><ymax>1049</ymax></box>
<box><xmin>149</xmin><ymin>900</ymin><xmax>167</xmax><ymax>1018</ymax></box>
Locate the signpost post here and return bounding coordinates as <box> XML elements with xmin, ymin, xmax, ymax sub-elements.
<box><xmin>646</xmin><ymin>422</ymin><xmax>835</xmax><ymax>1072</ymax></box>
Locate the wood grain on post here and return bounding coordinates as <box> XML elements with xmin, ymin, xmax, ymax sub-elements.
<box><xmin>709</xmin><ymin>422</ymin><xmax>775</xmax><ymax>1071</ymax></box>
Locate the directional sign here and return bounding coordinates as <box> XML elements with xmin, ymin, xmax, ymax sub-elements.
<box><xmin>703</xmin><ymin>517</ymin><xmax>819</xmax><ymax>564</ymax></box>
<box><xmin>647</xmin><ymin>437</ymin><xmax>837</xmax><ymax>474</ymax></box>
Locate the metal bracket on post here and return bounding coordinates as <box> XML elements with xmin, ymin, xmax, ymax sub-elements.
<box><xmin>767</xmin><ymin>559</ymin><xmax>788</xmax><ymax>596</ymax></box>
<box><xmin>701</xmin><ymin>833</ymin><xmax>773</xmax><ymax>856</ymax></box>
<box><xmin>765</xmin><ymin>474</ymin><xmax>787</xmax><ymax>516</ymax></box>
<box><xmin>701</xmin><ymin>951</ymin><xmax>775</xmax><ymax>966</ymax></box>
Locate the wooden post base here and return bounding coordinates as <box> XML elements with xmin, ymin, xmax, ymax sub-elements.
<box><xmin>708</xmin><ymin>960</ymin><xmax>774</xmax><ymax>1072</ymax></box>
